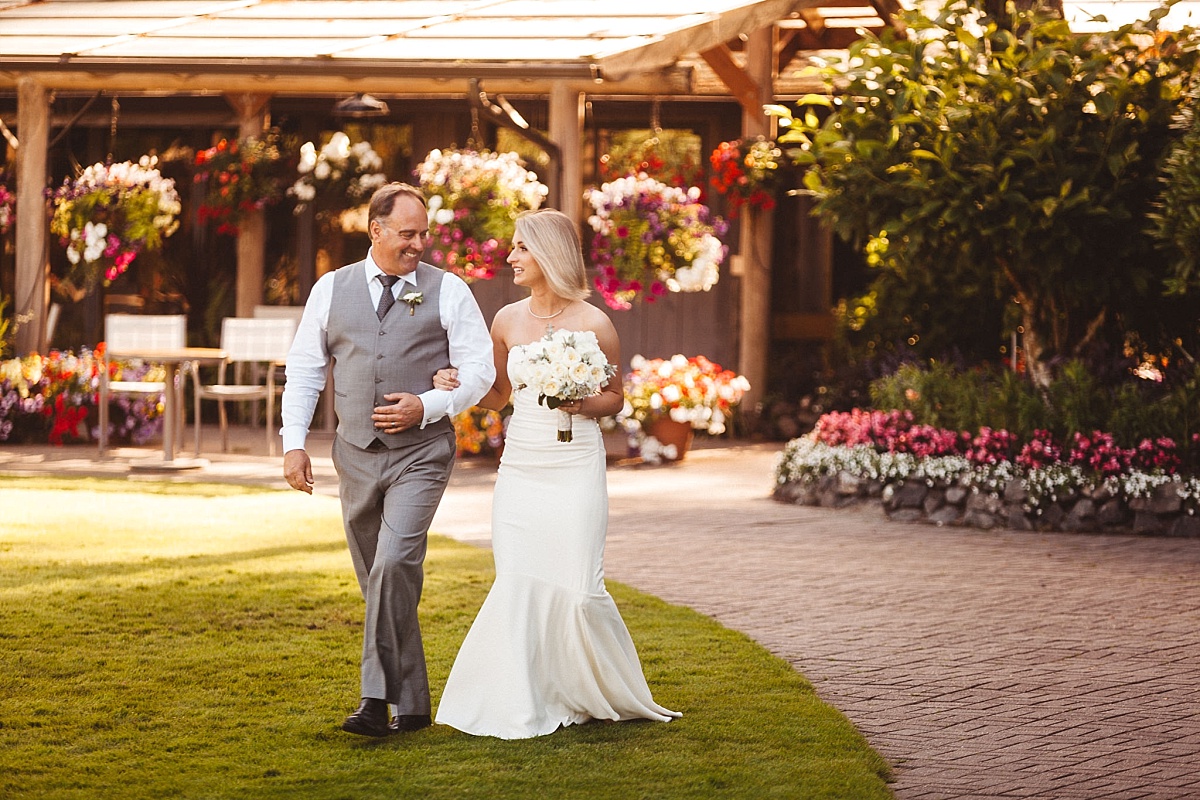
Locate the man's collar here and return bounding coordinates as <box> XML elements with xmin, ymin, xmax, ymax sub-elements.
<box><xmin>365</xmin><ymin>249</ymin><xmax>417</xmax><ymax>287</ymax></box>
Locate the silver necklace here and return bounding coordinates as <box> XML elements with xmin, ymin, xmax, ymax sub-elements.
<box><xmin>527</xmin><ymin>302</ymin><xmax>566</xmax><ymax>320</ymax></box>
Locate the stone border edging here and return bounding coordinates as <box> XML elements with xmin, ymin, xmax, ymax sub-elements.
<box><xmin>774</xmin><ymin>474</ymin><xmax>1200</xmax><ymax>537</ymax></box>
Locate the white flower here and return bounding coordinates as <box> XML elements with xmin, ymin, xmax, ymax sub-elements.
<box><xmin>434</xmin><ymin>208</ymin><xmax>455</xmax><ymax>225</ymax></box>
<box><xmin>298</xmin><ymin>142</ymin><xmax>317</xmax><ymax>174</ymax></box>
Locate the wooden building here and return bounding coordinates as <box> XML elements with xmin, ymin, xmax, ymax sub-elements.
<box><xmin>2</xmin><ymin>0</ymin><xmax>1195</xmax><ymax>406</ymax></box>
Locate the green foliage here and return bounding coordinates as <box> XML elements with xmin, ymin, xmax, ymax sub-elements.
<box><xmin>869</xmin><ymin>359</ymin><xmax>1200</xmax><ymax>449</ymax></box>
<box><xmin>0</xmin><ymin>480</ymin><xmax>891</xmax><ymax>800</ymax></box>
<box><xmin>870</xmin><ymin>361</ymin><xmax>1049</xmax><ymax>435</ymax></box>
<box><xmin>776</xmin><ymin>0</ymin><xmax>1200</xmax><ymax>386</ymax></box>
<box><xmin>1150</xmin><ymin>80</ymin><xmax>1200</xmax><ymax>293</ymax></box>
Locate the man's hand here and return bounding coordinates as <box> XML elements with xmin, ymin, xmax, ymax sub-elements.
<box><xmin>373</xmin><ymin>392</ymin><xmax>425</xmax><ymax>434</ymax></box>
<box><xmin>284</xmin><ymin>449</ymin><xmax>314</xmax><ymax>494</ymax></box>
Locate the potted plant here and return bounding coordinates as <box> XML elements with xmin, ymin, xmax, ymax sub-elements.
<box><xmin>49</xmin><ymin>157</ymin><xmax>182</xmax><ymax>292</ymax></box>
<box><xmin>622</xmin><ymin>353</ymin><xmax>751</xmax><ymax>461</ymax></box>
<box><xmin>415</xmin><ymin>147</ymin><xmax>548</xmax><ymax>282</ymax></box>
<box><xmin>194</xmin><ymin>133</ymin><xmax>288</xmax><ymax>236</ymax></box>
<box><xmin>584</xmin><ymin>174</ymin><xmax>727</xmax><ymax>310</ymax></box>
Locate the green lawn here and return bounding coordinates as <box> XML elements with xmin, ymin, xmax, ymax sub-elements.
<box><xmin>0</xmin><ymin>476</ymin><xmax>891</xmax><ymax>800</ymax></box>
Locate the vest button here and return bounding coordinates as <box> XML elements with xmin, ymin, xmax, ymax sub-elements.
<box><xmin>375</xmin><ymin>378</ymin><xmax>383</xmax><ymax>384</ymax></box>
<box><xmin>379</xmin><ymin>331</ymin><xmax>386</xmax><ymax>336</ymax></box>
<box><xmin>377</xmin><ymin>354</ymin><xmax>384</xmax><ymax>359</ymax></box>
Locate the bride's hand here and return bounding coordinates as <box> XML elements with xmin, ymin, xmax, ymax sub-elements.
<box><xmin>433</xmin><ymin>367</ymin><xmax>460</xmax><ymax>391</ymax></box>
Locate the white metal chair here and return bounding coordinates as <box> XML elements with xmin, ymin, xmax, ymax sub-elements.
<box><xmin>191</xmin><ymin>317</ymin><xmax>297</xmax><ymax>457</ymax></box>
<box><xmin>98</xmin><ymin>314</ymin><xmax>187</xmax><ymax>456</ymax></box>
<box><xmin>254</xmin><ymin>304</ymin><xmax>335</xmax><ymax>432</ymax></box>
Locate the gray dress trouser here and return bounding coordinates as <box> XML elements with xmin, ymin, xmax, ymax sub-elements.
<box><xmin>332</xmin><ymin>431</ymin><xmax>456</xmax><ymax>715</ymax></box>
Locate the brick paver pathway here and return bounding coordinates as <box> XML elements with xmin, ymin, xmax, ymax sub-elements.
<box><xmin>435</xmin><ymin>442</ymin><xmax>1200</xmax><ymax>799</ymax></box>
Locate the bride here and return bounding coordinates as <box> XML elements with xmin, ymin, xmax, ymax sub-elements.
<box><xmin>432</xmin><ymin>208</ymin><xmax>680</xmax><ymax>739</ymax></box>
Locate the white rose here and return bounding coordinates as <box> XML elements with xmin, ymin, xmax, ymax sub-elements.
<box><xmin>569</xmin><ymin>362</ymin><xmax>591</xmax><ymax>384</ymax></box>
<box><xmin>434</xmin><ymin>208</ymin><xmax>455</xmax><ymax>226</ymax></box>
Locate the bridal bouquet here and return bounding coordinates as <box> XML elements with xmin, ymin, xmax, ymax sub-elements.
<box><xmin>510</xmin><ymin>328</ymin><xmax>616</xmax><ymax>442</ymax></box>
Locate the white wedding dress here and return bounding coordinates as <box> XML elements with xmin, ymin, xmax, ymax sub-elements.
<box><xmin>435</xmin><ymin>348</ymin><xmax>680</xmax><ymax>739</ymax></box>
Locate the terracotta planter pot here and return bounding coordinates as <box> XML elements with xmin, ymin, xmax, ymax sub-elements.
<box><xmin>645</xmin><ymin>417</ymin><xmax>695</xmax><ymax>462</ymax></box>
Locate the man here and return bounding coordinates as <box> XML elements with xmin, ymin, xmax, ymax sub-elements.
<box><xmin>282</xmin><ymin>182</ymin><xmax>494</xmax><ymax>737</ymax></box>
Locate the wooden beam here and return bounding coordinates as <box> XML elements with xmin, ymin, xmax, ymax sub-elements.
<box><xmin>776</xmin><ymin>29</ymin><xmax>805</xmax><ymax>75</ymax></box>
<box><xmin>738</xmin><ymin>26</ymin><xmax>775</xmax><ymax>412</ymax></box>
<box><xmin>548</xmin><ymin>83</ymin><xmax>584</xmax><ymax>224</ymax></box>
<box><xmin>772</xmin><ymin>312</ymin><xmax>836</xmax><ymax>341</ymax></box>
<box><xmin>14</xmin><ymin>77</ymin><xmax>50</xmax><ymax>356</ymax></box>
<box><xmin>224</xmin><ymin>92</ymin><xmax>271</xmax><ymax>126</ymax></box>
<box><xmin>699</xmin><ymin>43</ymin><xmax>763</xmax><ymax>118</ymax></box>
<box><xmin>227</xmin><ymin>93</ymin><xmax>271</xmax><ymax>318</ymax></box>
<box><xmin>868</xmin><ymin>0</ymin><xmax>908</xmax><ymax>35</ymax></box>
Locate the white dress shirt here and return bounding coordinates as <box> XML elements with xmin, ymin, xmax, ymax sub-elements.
<box><xmin>281</xmin><ymin>249</ymin><xmax>495</xmax><ymax>453</ymax></box>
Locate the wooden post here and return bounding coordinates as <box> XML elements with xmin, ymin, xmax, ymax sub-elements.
<box><xmin>14</xmin><ymin>78</ymin><xmax>50</xmax><ymax>356</ymax></box>
<box><xmin>738</xmin><ymin>26</ymin><xmax>776</xmax><ymax>412</ymax></box>
<box><xmin>225</xmin><ymin>93</ymin><xmax>271</xmax><ymax>318</ymax></box>
<box><xmin>548</xmin><ymin>83</ymin><xmax>584</xmax><ymax>223</ymax></box>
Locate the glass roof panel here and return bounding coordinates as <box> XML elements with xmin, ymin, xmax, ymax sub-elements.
<box><xmin>403</xmin><ymin>17</ymin><xmax>685</xmax><ymax>39</ymax></box>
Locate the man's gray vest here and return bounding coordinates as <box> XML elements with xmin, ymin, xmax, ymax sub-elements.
<box><xmin>327</xmin><ymin>260</ymin><xmax>453</xmax><ymax>449</ymax></box>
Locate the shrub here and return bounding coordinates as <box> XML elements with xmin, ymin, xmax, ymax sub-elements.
<box><xmin>868</xmin><ymin>360</ymin><xmax>1199</xmax><ymax>468</ymax></box>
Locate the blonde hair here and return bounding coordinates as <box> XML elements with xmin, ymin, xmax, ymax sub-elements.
<box><xmin>514</xmin><ymin>209</ymin><xmax>590</xmax><ymax>301</ymax></box>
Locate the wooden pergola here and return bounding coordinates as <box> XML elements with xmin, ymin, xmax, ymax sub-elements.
<box><xmin>1</xmin><ymin>0</ymin><xmax>909</xmax><ymax>407</ymax></box>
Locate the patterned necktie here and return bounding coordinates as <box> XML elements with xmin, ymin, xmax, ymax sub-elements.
<box><xmin>376</xmin><ymin>274</ymin><xmax>400</xmax><ymax>320</ymax></box>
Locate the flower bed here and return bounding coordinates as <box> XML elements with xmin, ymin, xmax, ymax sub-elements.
<box><xmin>0</xmin><ymin>349</ymin><xmax>164</xmax><ymax>446</ymax></box>
<box><xmin>774</xmin><ymin>409</ymin><xmax>1200</xmax><ymax>536</ymax></box>
<box><xmin>451</xmin><ymin>407</ymin><xmax>505</xmax><ymax>458</ymax></box>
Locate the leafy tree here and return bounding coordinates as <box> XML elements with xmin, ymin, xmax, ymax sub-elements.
<box><xmin>774</xmin><ymin>0</ymin><xmax>1200</xmax><ymax>389</ymax></box>
<box><xmin>1150</xmin><ymin>80</ymin><xmax>1200</xmax><ymax>293</ymax></box>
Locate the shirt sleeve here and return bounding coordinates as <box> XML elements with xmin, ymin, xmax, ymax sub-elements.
<box><xmin>280</xmin><ymin>273</ymin><xmax>334</xmax><ymax>452</ymax></box>
<box><xmin>418</xmin><ymin>271</ymin><xmax>496</xmax><ymax>427</ymax></box>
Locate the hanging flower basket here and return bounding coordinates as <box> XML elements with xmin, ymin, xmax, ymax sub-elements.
<box><xmin>49</xmin><ymin>157</ymin><xmax>182</xmax><ymax>291</ymax></box>
<box><xmin>584</xmin><ymin>173</ymin><xmax>727</xmax><ymax>310</ymax></box>
<box><xmin>709</xmin><ymin>137</ymin><xmax>783</xmax><ymax>217</ymax></box>
<box><xmin>194</xmin><ymin>133</ymin><xmax>288</xmax><ymax>236</ymax></box>
<box><xmin>415</xmin><ymin>147</ymin><xmax>549</xmax><ymax>282</ymax></box>
<box><xmin>289</xmin><ymin>132</ymin><xmax>388</xmax><ymax>216</ymax></box>
<box><xmin>0</xmin><ymin>170</ymin><xmax>15</xmax><ymax>236</ymax></box>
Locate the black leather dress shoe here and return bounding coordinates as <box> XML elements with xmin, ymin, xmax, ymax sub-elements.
<box><xmin>388</xmin><ymin>714</ymin><xmax>432</xmax><ymax>734</ymax></box>
<box><xmin>341</xmin><ymin>698</ymin><xmax>392</xmax><ymax>737</ymax></box>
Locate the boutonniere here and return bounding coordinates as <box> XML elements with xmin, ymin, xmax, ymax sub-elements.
<box><xmin>401</xmin><ymin>291</ymin><xmax>424</xmax><ymax>315</ymax></box>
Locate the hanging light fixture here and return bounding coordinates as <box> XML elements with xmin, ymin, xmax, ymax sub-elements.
<box><xmin>332</xmin><ymin>93</ymin><xmax>390</xmax><ymax>118</ymax></box>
